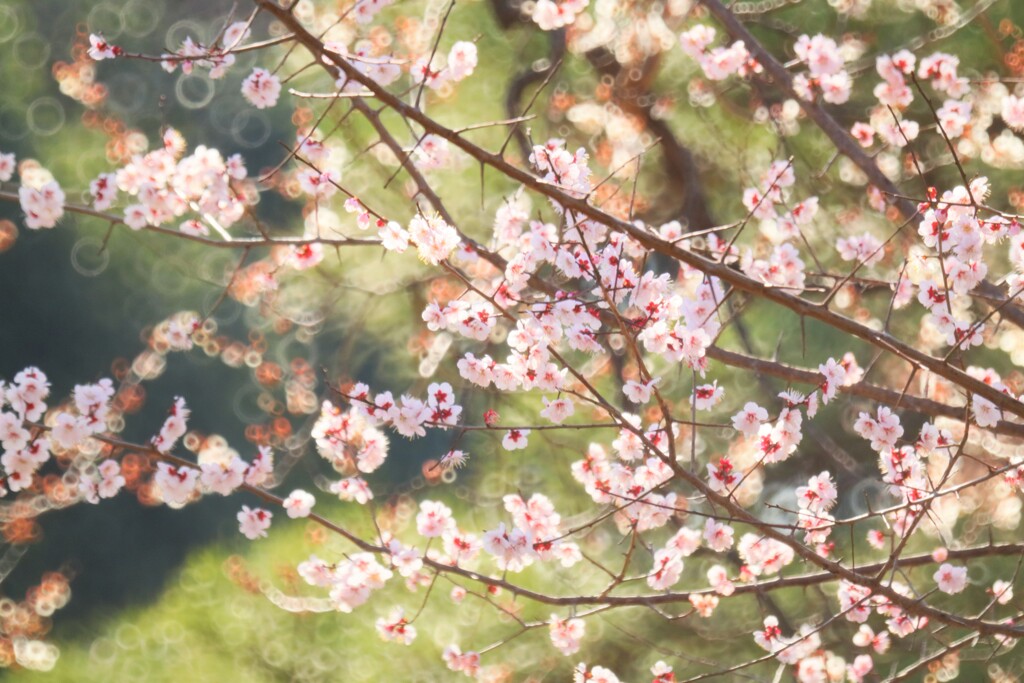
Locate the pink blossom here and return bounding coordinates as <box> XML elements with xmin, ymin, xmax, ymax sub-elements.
<box><xmin>732</xmin><ymin>402</ymin><xmax>768</xmax><ymax>438</ymax></box>
<box><xmin>540</xmin><ymin>396</ymin><xmax>574</xmax><ymax>424</ymax></box>
<box><xmin>442</xmin><ymin>645</ymin><xmax>480</xmax><ymax>677</ymax></box>
<box><xmin>692</xmin><ymin>381</ymin><xmax>723</xmax><ymax>410</ymax></box>
<box><xmin>623</xmin><ymin>377</ymin><xmax>660</xmax><ymax>404</ymax></box>
<box><xmin>0</xmin><ymin>151</ymin><xmax>14</xmax><ymax>182</ymax></box>
<box><xmin>408</xmin><ymin>213</ymin><xmax>460</xmax><ymax>265</ymax></box>
<box><xmin>152</xmin><ymin>397</ymin><xmax>189</xmax><ymax>453</ymax></box>
<box><xmin>934</xmin><ymin>563</ymin><xmax>968</xmax><ymax>594</ymax></box>
<box><xmin>375</xmin><ymin>607</ymin><xmax>416</xmax><ymax>645</ymax></box>
<box><xmin>237</xmin><ymin>505</ymin><xmax>272</xmax><ymax>539</ymax></box>
<box><xmin>19</xmin><ymin>180</ymin><xmax>65</xmax><ymax>229</ymax></box>
<box><xmin>482</xmin><ymin>523</ymin><xmax>535</xmax><ymax>572</ymax></box>
<box><xmin>416</xmin><ymin>500</ymin><xmax>454</xmax><ymax>538</ymax></box>
<box><xmin>502</xmin><ymin>428</ymin><xmax>530</xmax><ymax>450</ymax></box>
<box><xmin>88</xmin><ymin>33</ymin><xmax>122</xmax><ymax>60</ymax></box>
<box><xmin>703</xmin><ymin>519</ymin><xmax>735</xmax><ymax>552</ymax></box>
<box><xmin>154</xmin><ymin>462</ymin><xmax>199</xmax><ymax>506</ymax></box>
<box><xmin>573</xmin><ymin>664</ymin><xmax>621</xmax><ymax>683</ymax></box>
<box><xmin>283</xmin><ymin>489</ymin><xmax>316</xmax><ymax>518</ymax></box>
<box><xmin>446</xmin><ymin>41</ymin><xmax>477</xmax><ymax>81</ymax></box>
<box><xmin>241</xmin><ymin>68</ymin><xmax>281</xmax><ymax>109</ymax></box>
<box><xmin>549</xmin><ymin>614</ymin><xmax>585</xmax><ymax>655</ymax></box>
<box><xmin>329</xmin><ymin>476</ymin><xmax>373</xmax><ymax>504</ymax></box>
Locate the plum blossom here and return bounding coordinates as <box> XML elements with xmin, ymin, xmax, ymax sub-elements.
<box><xmin>50</xmin><ymin>414</ymin><xmax>89</xmax><ymax>450</ymax></box>
<box><xmin>573</xmin><ymin>664</ymin><xmax>621</xmax><ymax>683</ymax></box>
<box><xmin>283</xmin><ymin>489</ymin><xmax>316</xmax><ymax>518</ymax></box>
<box><xmin>87</xmin><ymin>33</ymin><xmax>121</xmax><ymax>60</ymax></box>
<box><xmin>442</xmin><ymin>645</ymin><xmax>480</xmax><ymax>677</ymax></box>
<box><xmin>817</xmin><ymin>358</ymin><xmax>849</xmax><ymax>404</ymax></box>
<box><xmin>446</xmin><ymin>41</ymin><xmax>477</xmax><ymax>81</ymax></box>
<box><xmin>7</xmin><ymin>367</ymin><xmax>50</xmax><ymax>422</ymax></box>
<box><xmin>623</xmin><ymin>377</ymin><xmax>660</xmax><ymax>404</ymax></box>
<box><xmin>0</xmin><ymin>151</ymin><xmax>14</xmax><ymax>182</ymax></box>
<box><xmin>482</xmin><ymin>523</ymin><xmax>535</xmax><ymax>572</ymax></box>
<box><xmin>707</xmin><ymin>565</ymin><xmax>735</xmax><ymax>596</ymax></box>
<box><xmin>312</xmin><ymin>400</ymin><xmax>391</xmax><ymax>472</ymax></box>
<box><xmin>237</xmin><ymin>505</ymin><xmax>272</xmax><ymax>539</ymax></box>
<box><xmin>407</xmin><ymin>213</ymin><xmax>460</xmax><ymax>265</ymax></box>
<box><xmin>991</xmin><ymin>579</ymin><xmax>1013</xmax><ymax>605</ymax></box>
<box><xmin>152</xmin><ymin>397</ymin><xmax>189</xmax><ymax>453</ymax></box>
<box><xmin>753</xmin><ymin>616</ymin><xmax>785</xmax><ymax>653</ymax></box>
<box><xmin>330</xmin><ymin>476</ymin><xmax>373</xmax><ymax>504</ymax></box>
<box><xmin>532</xmin><ymin>0</ymin><xmax>588</xmax><ymax>31</ymax></box>
<box><xmin>737</xmin><ymin>534</ymin><xmax>795</xmax><ymax>576</ymax></box>
<box><xmin>379</xmin><ymin>221</ymin><xmax>409</xmax><ymax>252</ymax></box>
<box><xmin>19</xmin><ymin>181</ymin><xmax>65</xmax><ymax>230</ymax></box>
<box><xmin>732</xmin><ymin>402</ymin><xmax>769</xmax><ymax>438</ymax></box>
<box><xmin>390</xmin><ymin>395</ymin><xmax>431</xmax><ymax>437</ymax></box>
<box><xmin>850</xmin><ymin>122</ymin><xmax>874</xmax><ymax>147</ymax></box>
<box><xmin>972</xmin><ymin>396</ymin><xmax>1002</xmax><ymax>429</ymax></box>
<box><xmin>502</xmin><ymin>428</ymin><xmax>530</xmax><ymax>450</ymax></box>
<box><xmin>438</xmin><ymin>449</ymin><xmax>469</xmax><ymax>470</ymax></box>
<box><xmin>679</xmin><ymin>25</ymin><xmax>753</xmax><ymax>82</ymax></box>
<box><xmin>297</xmin><ymin>169</ymin><xmax>340</xmax><ymax>203</ymax></box>
<box><xmin>549</xmin><ymin>614</ymin><xmax>585</xmax><ymax>655</ymax></box>
<box><xmin>706</xmin><ymin>457</ymin><xmax>739</xmax><ymax>494</ymax></box>
<box><xmin>703</xmin><ymin>519</ymin><xmax>735</xmax><ymax>552</ymax></box>
<box><xmin>796</xmin><ymin>471</ymin><xmax>838</xmax><ymax>514</ymax></box>
<box><xmin>934</xmin><ymin>563</ymin><xmax>968</xmax><ymax>594</ymax></box>
<box><xmin>852</xmin><ymin>624</ymin><xmax>890</xmax><ymax>654</ymax></box>
<box><xmin>1003</xmin><ymin>94</ymin><xmax>1024</xmax><ymax>132</ymax></box>
<box><xmin>848</xmin><ymin>654</ymin><xmax>874</xmax><ymax>683</ymax></box>
<box><xmin>416</xmin><ymin>500</ymin><xmax>454</xmax><ymax>538</ymax></box>
<box><xmin>244</xmin><ymin>446</ymin><xmax>274</xmax><ymax>487</ymax></box>
<box><xmin>376</xmin><ymin>607</ymin><xmax>416</xmax><ymax>645</ymax></box>
<box><xmin>241</xmin><ymin>68</ymin><xmax>281</xmax><ymax>109</ymax></box>
<box><xmin>791</xmin><ymin>34</ymin><xmax>852</xmax><ymax>104</ymax></box>
<box><xmin>836</xmin><ymin>233</ymin><xmax>883</xmax><ymax>268</ymax></box>
<box><xmin>154</xmin><ymin>463</ymin><xmax>199</xmax><ymax>505</ymax></box>
<box><xmin>692</xmin><ymin>381</ymin><xmax>724</xmax><ymax>410</ymax></box>
<box><xmin>643</xmin><ymin>548</ymin><xmax>684</xmax><ymax>593</ymax></box>
<box><xmin>96</xmin><ymin>460</ymin><xmax>125</xmax><ymax>499</ymax></box>
<box><xmin>199</xmin><ymin>456</ymin><xmax>246</xmax><ymax>496</ymax></box>
<box><xmin>303</xmin><ymin>552</ymin><xmax>393</xmax><ymax>613</ymax></box>
<box><xmin>540</xmin><ymin>396</ymin><xmax>574</xmax><ymax>424</ymax></box>
<box><xmin>854</xmin><ymin>407</ymin><xmax>903</xmax><ymax>451</ymax></box>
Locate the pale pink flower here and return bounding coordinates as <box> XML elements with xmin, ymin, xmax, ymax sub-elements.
<box><xmin>416</xmin><ymin>500</ymin><xmax>454</xmax><ymax>538</ymax></box>
<box><xmin>88</xmin><ymin>33</ymin><xmax>121</xmax><ymax>60</ymax></box>
<box><xmin>540</xmin><ymin>396</ymin><xmax>574</xmax><ymax>424</ymax></box>
<box><xmin>241</xmin><ymin>68</ymin><xmax>281</xmax><ymax>109</ymax></box>
<box><xmin>934</xmin><ymin>563</ymin><xmax>968</xmax><ymax>594</ymax></box>
<box><xmin>19</xmin><ymin>181</ymin><xmax>65</xmax><ymax>229</ymax></box>
<box><xmin>549</xmin><ymin>614</ymin><xmax>585</xmax><ymax>655</ymax></box>
<box><xmin>237</xmin><ymin>505</ymin><xmax>272</xmax><ymax>539</ymax></box>
<box><xmin>502</xmin><ymin>428</ymin><xmax>530</xmax><ymax>451</ymax></box>
<box><xmin>283</xmin><ymin>489</ymin><xmax>316</xmax><ymax>518</ymax></box>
